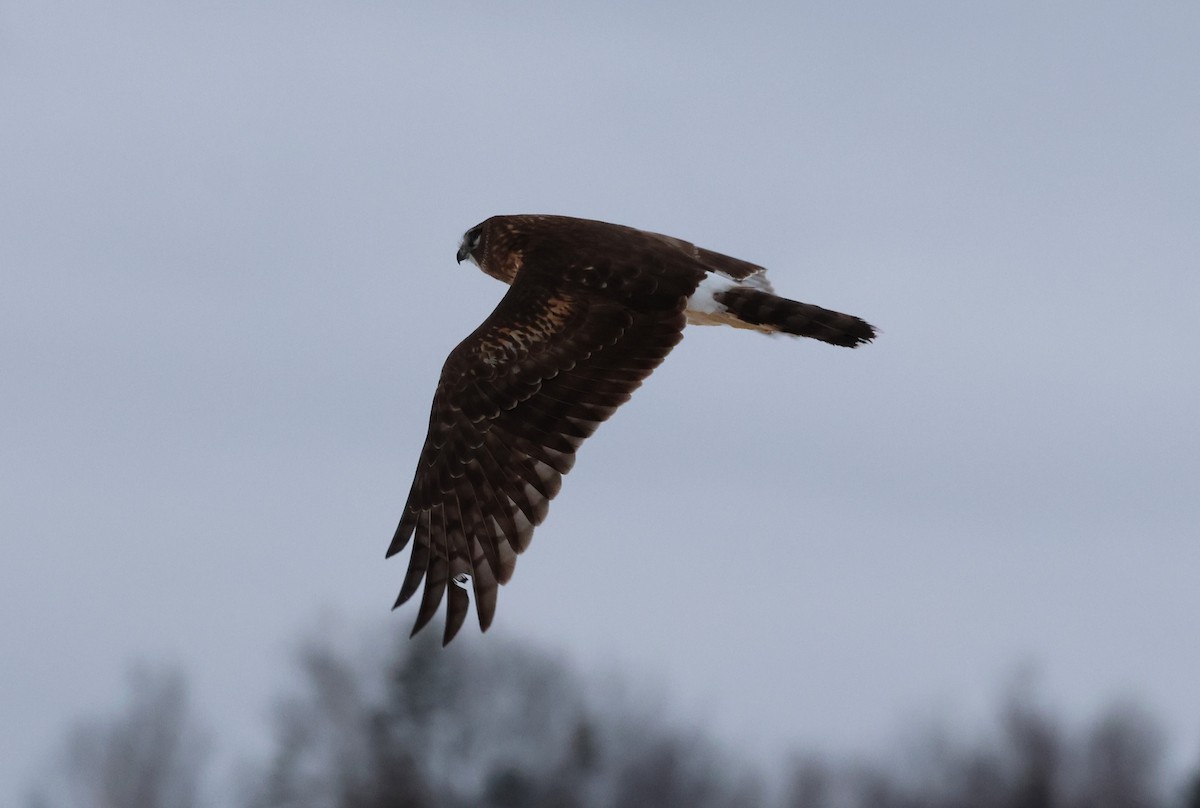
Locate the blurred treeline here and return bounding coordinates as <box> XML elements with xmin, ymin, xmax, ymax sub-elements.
<box><xmin>24</xmin><ymin>628</ymin><xmax>1200</xmax><ymax>808</ymax></box>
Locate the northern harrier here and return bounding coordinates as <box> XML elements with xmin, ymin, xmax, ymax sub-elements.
<box><xmin>389</xmin><ymin>215</ymin><xmax>875</xmax><ymax>643</ymax></box>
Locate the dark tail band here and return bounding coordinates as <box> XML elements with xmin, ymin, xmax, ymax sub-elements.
<box><xmin>714</xmin><ymin>287</ymin><xmax>876</xmax><ymax>347</ymax></box>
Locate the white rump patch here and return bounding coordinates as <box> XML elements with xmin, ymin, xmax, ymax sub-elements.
<box><xmin>685</xmin><ymin>270</ymin><xmax>774</xmax><ymax>329</ymax></box>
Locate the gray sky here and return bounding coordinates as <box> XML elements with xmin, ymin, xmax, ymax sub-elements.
<box><xmin>3</xmin><ymin>0</ymin><xmax>1199</xmax><ymax>798</ymax></box>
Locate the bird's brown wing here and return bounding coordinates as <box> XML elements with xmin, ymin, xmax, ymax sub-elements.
<box><xmin>647</xmin><ymin>231</ymin><xmax>767</xmax><ymax>282</ymax></box>
<box><xmin>388</xmin><ymin>272</ymin><xmax>690</xmax><ymax>644</ymax></box>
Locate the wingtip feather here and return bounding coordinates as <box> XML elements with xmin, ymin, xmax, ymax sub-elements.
<box><xmin>442</xmin><ymin>582</ymin><xmax>470</xmax><ymax>645</ymax></box>
<box><xmin>386</xmin><ymin>511</ymin><xmax>418</xmax><ymax>558</ymax></box>
<box><xmin>411</xmin><ymin>557</ymin><xmax>448</xmax><ymax>637</ymax></box>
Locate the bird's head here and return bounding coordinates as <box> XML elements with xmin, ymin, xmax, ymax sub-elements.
<box><xmin>456</xmin><ymin>223</ymin><xmax>484</xmax><ymax>267</ymax></box>
<box><xmin>455</xmin><ymin>218</ymin><xmax>523</xmax><ymax>284</ymax></box>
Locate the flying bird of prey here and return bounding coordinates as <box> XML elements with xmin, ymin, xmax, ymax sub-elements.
<box><xmin>389</xmin><ymin>214</ymin><xmax>875</xmax><ymax>644</ymax></box>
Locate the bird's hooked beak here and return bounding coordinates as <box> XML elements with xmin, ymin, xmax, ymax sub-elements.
<box><xmin>456</xmin><ymin>245</ymin><xmax>469</xmax><ymax>264</ymax></box>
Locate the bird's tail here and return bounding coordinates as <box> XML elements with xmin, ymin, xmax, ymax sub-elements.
<box><xmin>715</xmin><ymin>287</ymin><xmax>876</xmax><ymax>347</ymax></box>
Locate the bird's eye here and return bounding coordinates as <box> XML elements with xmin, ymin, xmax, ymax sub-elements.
<box><xmin>469</xmin><ymin>228</ymin><xmax>482</xmax><ymax>249</ymax></box>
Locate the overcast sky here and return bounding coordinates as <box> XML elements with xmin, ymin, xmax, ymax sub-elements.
<box><xmin>3</xmin><ymin>0</ymin><xmax>1199</xmax><ymax>800</ymax></box>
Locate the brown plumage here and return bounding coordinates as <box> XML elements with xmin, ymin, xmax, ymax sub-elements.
<box><xmin>389</xmin><ymin>215</ymin><xmax>876</xmax><ymax>644</ymax></box>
